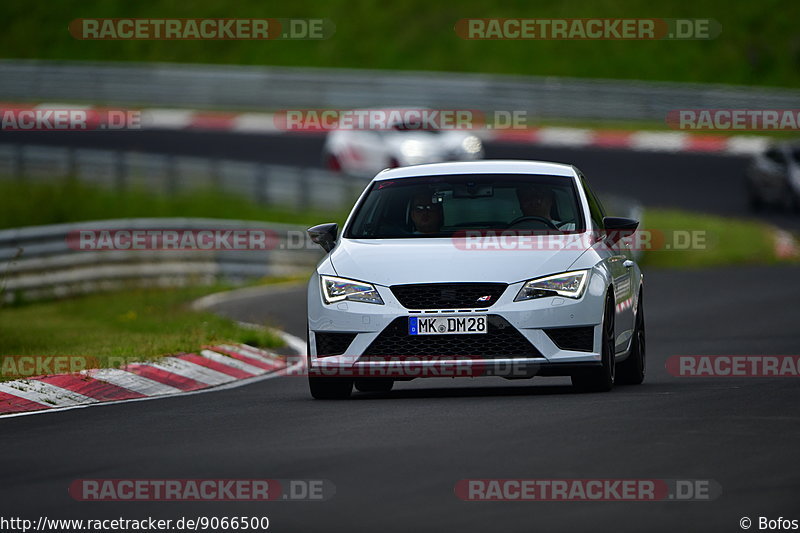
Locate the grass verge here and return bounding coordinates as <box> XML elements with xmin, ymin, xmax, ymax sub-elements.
<box><xmin>0</xmin><ymin>284</ymin><xmax>286</xmax><ymax>381</ymax></box>
<box><xmin>0</xmin><ymin>178</ymin><xmax>349</xmax><ymax>230</ymax></box>
<box><xmin>640</xmin><ymin>208</ymin><xmax>798</xmax><ymax>268</ymax></box>
<box><xmin>0</xmin><ymin>0</ymin><xmax>798</xmax><ymax>87</ymax></box>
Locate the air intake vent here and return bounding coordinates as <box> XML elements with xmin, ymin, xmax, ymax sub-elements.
<box><xmin>390</xmin><ymin>283</ymin><xmax>507</xmax><ymax>309</ymax></box>
<box><xmin>544</xmin><ymin>326</ymin><xmax>595</xmax><ymax>352</ymax></box>
<box><xmin>315</xmin><ymin>332</ymin><xmax>357</xmax><ymax>357</ymax></box>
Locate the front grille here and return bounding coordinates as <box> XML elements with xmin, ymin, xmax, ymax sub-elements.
<box><xmin>544</xmin><ymin>326</ymin><xmax>595</xmax><ymax>352</ymax></box>
<box><xmin>390</xmin><ymin>283</ymin><xmax>507</xmax><ymax>309</ymax></box>
<box><xmin>362</xmin><ymin>315</ymin><xmax>543</xmax><ymax>359</ymax></box>
<box><xmin>315</xmin><ymin>332</ymin><xmax>357</xmax><ymax>357</ymax></box>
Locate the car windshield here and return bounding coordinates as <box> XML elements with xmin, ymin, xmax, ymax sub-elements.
<box><xmin>345</xmin><ymin>174</ymin><xmax>585</xmax><ymax>239</ymax></box>
<box><xmin>390</xmin><ymin>121</ymin><xmax>441</xmax><ymax>133</ymax></box>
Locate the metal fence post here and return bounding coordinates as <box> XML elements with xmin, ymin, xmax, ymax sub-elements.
<box><xmin>210</xmin><ymin>158</ymin><xmax>221</xmax><ymax>191</ymax></box>
<box><xmin>255</xmin><ymin>164</ymin><xmax>268</xmax><ymax>204</ymax></box>
<box><xmin>165</xmin><ymin>154</ymin><xmax>178</xmax><ymax>195</ymax></box>
<box><xmin>13</xmin><ymin>144</ymin><xmax>25</xmax><ymax>180</ymax></box>
<box><xmin>115</xmin><ymin>150</ymin><xmax>127</xmax><ymax>191</ymax></box>
<box><xmin>66</xmin><ymin>147</ymin><xmax>77</xmax><ymax>178</ymax></box>
<box><xmin>297</xmin><ymin>167</ymin><xmax>309</xmax><ymax>212</ymax></box>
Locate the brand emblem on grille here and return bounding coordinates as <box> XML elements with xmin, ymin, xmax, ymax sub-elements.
<box><xmin>477</xmin><ymin>295</ymin><xmax>492</xmax><ymax>302</ymax></box>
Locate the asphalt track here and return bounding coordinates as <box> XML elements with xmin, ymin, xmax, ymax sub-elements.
<box><xmin>2</xmin><ymin>129</ymin><xmax>799</xmax><ymax>230</ymax></box>
<box><xmin>1</xmin><ymin>131</ymin><xmax>799</xmax><ymax>532</ymax></box>
<box><xmin>1</xmin><ymin>266</ymin><xmax>799</xmax><ymax>532</ymax></box>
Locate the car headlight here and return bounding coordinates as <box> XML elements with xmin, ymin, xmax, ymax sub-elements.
<box><xmin>461</xmin><ymin>135</ymin><xmax>483</xmax><ymax>154</ymax></box>
<box><xmin>514</xmin><ymin>270</ymin><xmax>589</xmax><ymax>301</ymax></box>
<box><xmin>400</xmin><ymin>140</ymin><xmax>425</xmax><ymax>158</ymax></box>
<box><xmin>320</xmin><ymin>275</ymin><xmax>384</xmax><ymax>305</ymax></box>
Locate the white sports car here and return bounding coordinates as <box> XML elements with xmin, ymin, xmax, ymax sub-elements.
<box><xmin>322</xmin><ymin>114</ymin><xmax>484</xmax><ymax>177</ymax></box>
<box><xmin>306</xmin><ymin>160</ymin><xmax>645</xmax><ymax>399</ymax></box>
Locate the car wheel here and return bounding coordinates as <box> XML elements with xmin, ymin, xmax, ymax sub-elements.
<box><xmin>572</xmin><ymin>292</ymin><xmax>615</xmax><ymax>392</ymax></box>
<box><xmin>790</xmin><ymin>188</ymin><xmax>800</xmax><ymax>213</ymax></box>
<box><xmin>616</xmin><ymin>289</ymin><xmax>646</xmax><ymax>385</ymax></box>
<box><xmin>307</xmin><ymin>324</ymin><xmax>353</xmax><ymax>399</ymax></box>
<box><xmin>746</xmin><ymin>179</ymin><xmax>764</xmax><ymax>212</ymax></box>
<box><xmin>748</xmin><ymin>190</ymin><xmax>764</xmax><ymax>212</ymax></box>
<box><xmin>354</xmin><ymin>378</ymin><xmax>394</xmax><ymax>393</ymax></box>
<box><xmin>309</xmin><ymin>376</ymin><xmax>353</xmax><ymax>399</ymax></box>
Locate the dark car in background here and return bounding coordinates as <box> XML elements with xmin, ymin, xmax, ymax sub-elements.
<box><xmin>746</xmin><ymin>142</ymin><xmax>800</xmax><ymax>212</ymax></box>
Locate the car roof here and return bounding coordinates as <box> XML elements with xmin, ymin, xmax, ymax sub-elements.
<box><xmin>374</xmin><ymin>160</ymin><xmax>577</xmax><ymax>181</ymax></box>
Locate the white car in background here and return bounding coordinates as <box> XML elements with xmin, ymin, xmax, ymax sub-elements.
<box><xmin>322</xmin><ymin>112</ymin><xmax>484</xmax><ymax>176</ymax></box>
<box><xmin>305</xmin><ymin>160</ymin><xmax>645</xmax><ymax>399</ymax></box>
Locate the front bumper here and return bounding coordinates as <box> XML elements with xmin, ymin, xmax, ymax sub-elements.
<box><xmin>307</xmin><ymin>272</ymin><xmax>608</xmax><ymax>379</ymax></box>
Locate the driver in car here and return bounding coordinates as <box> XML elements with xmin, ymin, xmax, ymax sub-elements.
<box><xmin>517</xmin><ymin>183</ymin><xmax>554</xmax><ymax>219</ymax></box>
<box><xmin>410</xmin><ymin>192</ymin><xmax>444</xmax><ymax>234</ymax></box>
<box><xmin>513</xmin><ymin>184</ymin><xmax>574</xmax><ymax>230</ymax></box>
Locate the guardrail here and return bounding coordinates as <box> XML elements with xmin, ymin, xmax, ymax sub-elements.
<box><xmin>0</xmin><ymin>143</ymin><xmax>370</xmax><ymax>212</ymax></box>
<box><xmin>2</xmin><ymin>60</ymin><xmax>799</xmax><ymax>122</ymax></box>
<box><xmin>0</xmin><ymin>218</ymin><xmax>324</xmax><ymax>303</ymax></box>
<box><xmin>0</xmin><ymin>207</ymin><xmax>644</xmax><ymax>305</ymax></box>
<box><xmin>0</xmin><ymin>140</ymin><xmax>643</xmax><ymax>303</ymax></box>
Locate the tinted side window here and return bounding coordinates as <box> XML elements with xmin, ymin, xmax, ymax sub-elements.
<box><xmin>765</xmin><ymin>148</ymin><xmax>786</xmax><ymax>166</ymax></box>
<box><xmin>579</xmin><ymin>174</ymin><xmax>606</xmax><ymax>230</ymax></box>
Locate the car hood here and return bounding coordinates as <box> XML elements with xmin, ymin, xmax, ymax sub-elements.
<box><xmin>329</xmin><ymin>235</ymin><xmax>590</xmax><ymax>286</ymax></box>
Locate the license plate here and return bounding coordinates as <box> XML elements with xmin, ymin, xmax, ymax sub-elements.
<box><xmin>409</xmin><ymin>315</ymin><xmax>487</xmax><ymax>335</ymax></box>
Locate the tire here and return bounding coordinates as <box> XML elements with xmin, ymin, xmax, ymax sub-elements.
<box><xmin>616</xmin><ymin>289</ymin><xmax>646</xmax><ymax>385</ymax></box>
<box><xmin>746</xmin><ymin>180</ymin><xmax>763</xmax><ymax>212</ymax></box>
<box><xmin>572</xmin><ymin>293</ymin><xmax>615</xmax><ymax>392</ymax></box>
<box><xmin>748</xmin><ymin>190</ymin><xmax>764</xmax><ymax>212</ymax></box>
<box><xmin>309</xmin><ymin>376</ymin><xmax>353</xmax><ymax>399</ymax></box>
<box><xmin>791</xmin><ymin>188</ymin><xmax>800</xmax><ymax>214</ymax></box>
<box><xmin>354</xmin><ymin>378</ymin><xmax>394</xmax><ymax>393</ymax></box>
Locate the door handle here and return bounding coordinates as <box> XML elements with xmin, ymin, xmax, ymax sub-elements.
<box><xmin>623</xmin><ymin>260</ymin><xmax>634</xmax><ymax>268</ymax></box>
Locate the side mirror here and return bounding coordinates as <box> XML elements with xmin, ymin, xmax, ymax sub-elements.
<box><xmin>603</xmin><ymin>217</ymin><xmax>639</xmax><ymax>244</ymax></box>
<box><xmin>307</xmin><ymin>223</ymin><xmax>338</xmax><ymax>252</ymax></box>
